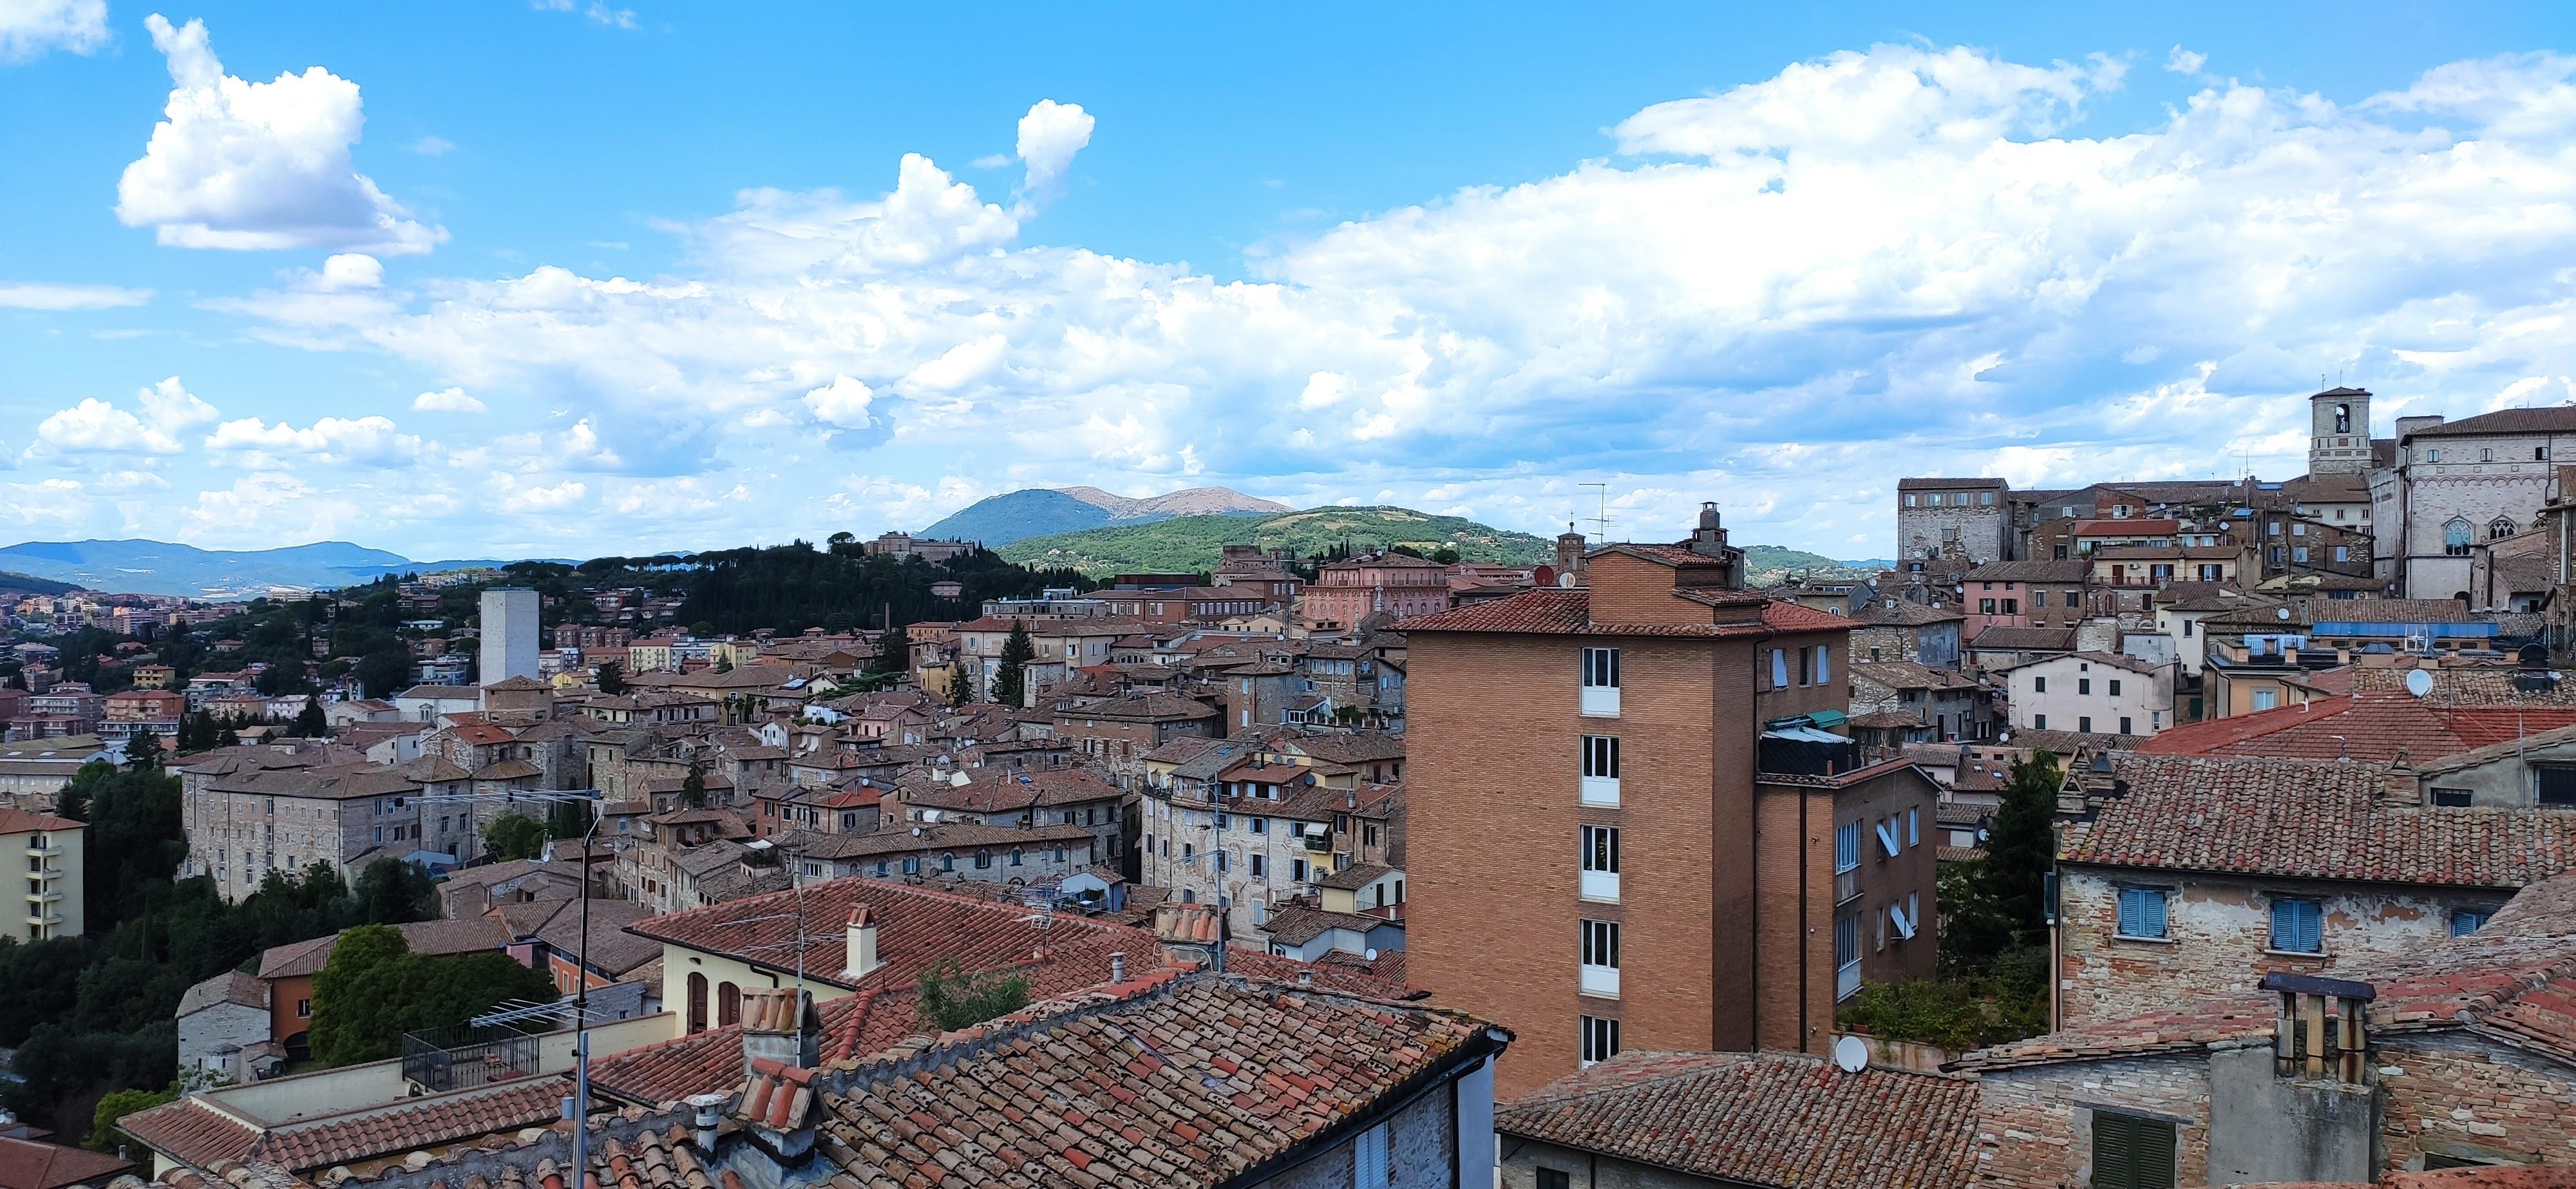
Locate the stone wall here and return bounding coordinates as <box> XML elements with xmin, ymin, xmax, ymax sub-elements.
<box><xmin>1973</xmin><ymin>1052</ymin><xmax>2214</xmax><ymax>1189</ymax></box>
<box><xmin>2057</xmin><ymin>868</ymin><xmax>2512</xmax><ymax>1029</ymax></box>
<box><xmin>2378</xmin><ymin>1032</ymin><xmax>2576</xmax><ymax>1173</ymax></box>
<box><xmin>1899</xmin><ymin>504</ymin><xmax>2011</xmax><ymax>566</ymax></box>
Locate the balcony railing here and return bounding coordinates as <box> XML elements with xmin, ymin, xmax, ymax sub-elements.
<box><xmin>1580</xmin><ymin>775</ymin><xmax>1621</xmax><ymax>808</ymax></box>
<box><xmin>1834</xmin><ymin>867</ymin><xmax>1859</xmax><ymax>905</ymax></box>
<box><xmin>1579</xmin><ymin>963</ymin><xmax>1620</xmax><ymax>999</ymax></box>
<box><xmin>1580</xmin><ymin>687</ymin><xmax>1621</xmax><ymax>718</ymax></box>
<box><xmin>1580</xmin><ymin>870</ymin><xmax>1619</xmax><ymax>903</ymax></box>
<box><xmin>1302</xmin><ymin>832</ymin><xmax>1333</xmax><ymax>853</ymax></box>
<box><xmin>400</xmin><ymin>1023</ymin><xmax>543</xmax><ymax>1093</ymax></box>
<box><xmin>1837</xmin><ymin>960</ymin><xmax>1861</xmax><ymax>1001</ymax></box>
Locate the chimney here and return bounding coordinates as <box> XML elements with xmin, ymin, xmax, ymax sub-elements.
<box><xmin>2382</xmin><ymin>754</ymin><xmax>2420</xmax><ymax>806</ymax></box>
<box><xmin>2262</xmin><ymin>971</ymin><xmax>2374</xmax><ymax>1083</ymax></box>
<box><xmin>1689</xmin><ymin>502</ymin><xmax>1728</xmax><ymax>556</ymax></box>
<box><xmin>842</xmin><ymin>906</ymin><xmax>878</xmax><ymax>980</ymax></box>
<box><xmin>735</xmin><ymin>988</ymin><xmax>823</xmax><ymax>1161</ymax></box>
<box><xmin>687</xmin><ymin>1092</ymin><xmax>727</xmax><ymax>1150</ymax></box>
<box><xmin>1108</xmin><ymin>951</ymin><xmax>1126</xmax><ymax>984</ymax></box>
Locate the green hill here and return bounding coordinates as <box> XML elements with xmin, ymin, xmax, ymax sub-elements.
<box><xmin>1743</xmin><ymin>546</ymin><xmax>1888</xmax><ymax>587</ymax></box>
<box><xmin>999</xmin><ymin>506</ymin><xmax>1555</xmax><ymax>575</ymax></box>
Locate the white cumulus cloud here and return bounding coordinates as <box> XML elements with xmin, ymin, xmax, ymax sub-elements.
<box><xmin>0</xmin><ymin>0</ymin><xmax>106</xmax><ymax>62</ymax></box>
<box><xmin>205</xmin><ymin>414</ymin><xmax>426</xmax><ymax>466</ymax></box>
<box><xmin>116</xmin><ymin>14</ymin><xmax>446</xmax><ymax>254</ymax></box>
<box><xmin>155</xmin><ymin>44</ymin><xmax>2576</xmax><ymax>556</ymax></box>
<box><xmin>30</xmin><ymin>376</ymin><xmax>218</xmax><ymax>456</ymax></box>
<box><xmin>801</xmin><ymin>375</ymin><xmax>876</xmax><ymax>428</ymax></box>
<box><xmin>0</xmin><ymin>281</ymin><xmax>151</xmax><ymax>309</ymax></box>
<box><xmin>412</xmin><ymin>387</ymin><xmax>486</xmax><ymax>414</ymax></box>
<box><xmin>1014</xmin><ymin>99</ymin><xmax>1094</xmax><ymax>209</ymax></box>
<box><xmin>2166</xmin><ymin>46</ymin><xmax>2208</xmax><ymax>75</ymax></box>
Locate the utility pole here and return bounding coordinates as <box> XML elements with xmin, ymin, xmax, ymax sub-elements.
<box><xmin>1580</xmin><ymin>482</ymin><xmax>1613</xmax><ymax>545</ymax></box>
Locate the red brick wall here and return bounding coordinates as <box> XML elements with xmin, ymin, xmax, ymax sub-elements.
<box><xmin>1409</xmin><ymin>628</ymin><xmax>1786</xmax><ymax>1098</ymax></box>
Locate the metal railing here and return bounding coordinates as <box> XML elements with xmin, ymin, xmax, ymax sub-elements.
<box><xmin>400</xmin><ymin>1022</ymin><xmax>544</xmax><ymax>1093</ymax></box>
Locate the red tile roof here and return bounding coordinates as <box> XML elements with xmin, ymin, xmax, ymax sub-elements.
<box><xmin>120</xmin><ymin>1078</ymin><xmax>574</xmax><ymax>1174</ymax></box>
<box><xmin>1397</xmin><ymin>588</ymin><xmax>1852</xmax><ymax>637</ymax></box>
<box><xmin>1496</xmin><ymin>1050</ymin><xmax>1978</xmax><ymax>1189</ymax></box>
<box><xmin>2138</xmin><ymin>692</ymin><xmax>2576</xmax><ymax>762</ymax></box>
<box><xmin>813</xmin><ymin>973</ymin><xmax>1494</xmax><ymax>1188</ymax></box>
<box><xmin>2061</xmin><ymin>754</ymin><xmax>2576</xmax><ymax>889</ymax></box>
<box><xmin>0</xmin><ymin>1137</ymin><xmax>133</xmax><ymax>1189</ymax></box>
<box><xmin>0</xmin><ymin>808</ymin><xmax>81</xmax><ymax>834</ymax></box>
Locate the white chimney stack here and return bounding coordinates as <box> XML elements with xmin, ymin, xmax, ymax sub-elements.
<box><xmin>842</xmin><ymin>905</ymin><xmax>878</xmax><ymax>980</ymax></box>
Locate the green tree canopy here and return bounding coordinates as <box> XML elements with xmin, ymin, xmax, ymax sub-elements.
<box><xmin>915</xmin><ymin>958</ymin><xmax>1030</xmax><ymax>1032</ymax></box>
<box><xmin>595</xmin><ymin>660</ymin><xmax>627</xmax><ymax>695</ymax></box>
<box><xmin>680</xmin><ymin>757</ymin><xmax>708</xmax><ymax>810</ymax></box>
<box><xmin>88</xmin><ymin>1085</ymin><xmax>177</xmax><ymax>1152</ymax></box>
<box><xmin>309</xmin><ymin>925</ymin><xmax>410</xmax><ymax>1067</ymax></box>
<box><xmin>993</xmin><ymin>622</ymin><xmax>1034</xmax><ymax>707</ymax></box>
<box><xmin>481</xmin><ymin>812</ymin><xmax>548</xmax><ymax>863</ymax></box>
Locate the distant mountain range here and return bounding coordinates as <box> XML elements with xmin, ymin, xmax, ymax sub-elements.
<box><xmin>0</xmin><ymin>539</ymin><xmax>532</xmax><ymax>599</ymax></box>
<box><xmin>922</xmin><ymin>486</ymin><xmax>1292</xmax><ymax>546</ymax></box>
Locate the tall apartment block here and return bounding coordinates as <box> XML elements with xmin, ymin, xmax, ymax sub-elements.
<box><xmin>478</xmin><ymin>587</ymin><xmax>541</xmax><ymax>685</ymax></box>
<box><xmin>1402</xmin><ymin>504</ymin><xmax>1940</xmax><ymax>1096</ymax></box>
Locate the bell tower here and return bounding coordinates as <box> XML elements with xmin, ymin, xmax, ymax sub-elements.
<box><xmin>2308</xmin><ymin>387</ymin><xmax>2373</xmax><ymax>476</ymax></box>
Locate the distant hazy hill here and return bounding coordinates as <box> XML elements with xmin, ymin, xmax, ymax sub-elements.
<box><xmin>0</xmin><ymin>538</ymin><xmax>535</xmax><ymax>598</ymax></box>
<box><xmin>999</xmin><ymin>506</ymin><xmax>1555</xmax><ymax>575</ymax></box>
<box><xmin>922</xmin><ymin>486</ymin><xmax>1291</xmax><ymax>546</ymax></box>
<box><xmin>1743</xmin><ymin>546</ymin><xmax>1893</xmax><ymax>586</ymax></box>
<box><xmin>0</xmin><ymin>570</ymin><xmax>78</xmax><ymax>596</ymax></box>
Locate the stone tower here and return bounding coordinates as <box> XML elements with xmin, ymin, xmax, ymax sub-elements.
<box><xmin>2308</xmin><ymin>386</ymin><xmax>2374</xmax><ymax>476</ymax></box>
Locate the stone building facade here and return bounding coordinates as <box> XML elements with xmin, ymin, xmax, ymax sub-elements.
<box><xmin>2372</xmin><ymin>404</ymin><xmax>2576</xmax><ymax>598</ymax></box>
<box><xmin>1897</xmin><ymin>477</ymin><xmax>2011</xmax><ymax>564</ymax></box>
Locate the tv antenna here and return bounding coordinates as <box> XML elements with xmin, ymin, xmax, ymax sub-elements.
<box><xmin>1579</xmin><ymin>482</ymin><xmax>1613</xmax><ymax>544</ymax></box>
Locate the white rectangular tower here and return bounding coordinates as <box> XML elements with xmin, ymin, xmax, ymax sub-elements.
<box><xmin>478</xmin><ymin>587</ymin><xmax>540</xmax><ymax>685</ymax></box>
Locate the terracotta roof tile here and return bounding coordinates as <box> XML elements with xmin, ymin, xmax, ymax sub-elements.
<box><xmin>0</xmin><ymin>1136</ymin><xmax>133</xmax><ymax>1189</ymax></box>
<box><xmin>2061</xmin><ymin>754</ymin><xmax>2576</xmax><ymax>889</ymax></box>
<box><xmin>1496</xmin><ymin>1051</ymin><xmax>1977</xmax><ymax>1189</ymax></box>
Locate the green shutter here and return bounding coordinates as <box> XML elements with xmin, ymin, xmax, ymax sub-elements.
<box><xmin>2137</xmin><ymin>1118</ymin><xmax>2176</xmax><ymax>1188</ymax></box>
<box><xmin>2095</xmin><ymin>1112</ymin><xmax>2135</xmax><ymax>1188</ymax></box>
<box><xmin>2094</xmin><ymin>1112</ymin><xmax>2177</xmax><ymax>1189</ymax></box>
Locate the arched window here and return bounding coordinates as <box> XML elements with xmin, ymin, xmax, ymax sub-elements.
<box><xmin>687</xmin><ymin>973</ymin><xmax>708</xmax><ymax>1034</ymax></box>
<box><xmin>973</xmin><ymin>850</ymin><xmax>992</xmax><ymax>870</ymax></box>
<box><xmin>2445</xmin><ymin>518</ymin><xmax>2474</xmax><ymax>556</ymax></box>
<box><xmin>940</xmin><ymin>852</ymin><xmax>956</xmax><ymax>871</ymax></box>
<box><xmin>717</xmin><ymin>982</ymin><xmax>741</xmax><ymax>1026</ymax></box>
<box><xmin>1010</xmin><ymin>847</ymin><xmax>1023</xmax><ymax>866</ymax></box>
<box><xmin>2333</xmin><ymin>403</ymin><xmax>2351</xmax><ymax>433</ymax></box>
<box><xmin>2490</xmin><ymin>517</ymin><xmax>2516</xmax><ymax>540</ymax></box>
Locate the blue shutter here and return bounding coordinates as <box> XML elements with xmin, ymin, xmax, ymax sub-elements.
<box><xmin>2273</xmin><ymin>899</ymin><xmax>2321</xmax><ymax>953</ymax></box>
<box><xmin>2143</xmin><ymin>889</ymin><xmax>2166</xmax><ymax>938</ymax></box>
<box><xmin>2118</xmin><ymin>889</ymin><xmax>2143</xmax><ymax>937</ymax></box>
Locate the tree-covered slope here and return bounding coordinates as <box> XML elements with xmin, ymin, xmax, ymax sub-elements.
<box><xmin>998</xmin><ymin>506</ymin><xmax>1554</xmax><ymax>575</ymax></box>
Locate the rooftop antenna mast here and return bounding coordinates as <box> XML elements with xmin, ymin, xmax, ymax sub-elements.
<box><xmin>1579</xmin><ymin>482</ymin><xmax>1613</xmax><ymax>545</ymax></box>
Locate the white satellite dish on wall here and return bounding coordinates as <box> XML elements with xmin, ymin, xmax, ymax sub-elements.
<box><xmin>2405</xmin><ymin>669</ymin><xmax>2436</xmax><ymax>698</ymax></box>
<box><xmin>1832</xmin><ymin>1034</ymin><xmax>1870</xmax><ymax>1074</ymax></box>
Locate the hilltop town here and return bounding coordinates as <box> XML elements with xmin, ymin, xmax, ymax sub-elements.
<box><xmin>7</xmin><ymin>387</ymin><xmax>2576</xmax><ymax>1188</ymax></box>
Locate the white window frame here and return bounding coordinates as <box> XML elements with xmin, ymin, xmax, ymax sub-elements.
<box><xmin>1580</xmin><ymin>825</ymin><xmax>1620</xmax><ymax>903</ymax></box>
<box><xmin>1579</xmin><ymin>918</ymin><xmax>1620</xmax><ymax>998</ymax></box>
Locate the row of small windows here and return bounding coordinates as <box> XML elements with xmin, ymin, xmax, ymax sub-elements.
<box><xmin>1902</xmin><ymin>491</ymin><xmax>1996</xmax><ymax>508</ymax></box>
<box><xmin>2114</xmin><ymin>886</ymin><xmax>2491</xmax><ymax>948</ymax></box>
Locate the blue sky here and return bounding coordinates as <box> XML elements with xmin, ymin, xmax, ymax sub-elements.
<box><xmin>5</xmin><ymin>1</ymin><xmax>2575</xmax><ymax>561</ymax></box>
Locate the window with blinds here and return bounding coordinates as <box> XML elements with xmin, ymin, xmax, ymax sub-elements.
<box><xmin>2090</xmin><ymin>1111</ymin><xmax>2177</xmax><ymax>1188</ymax></box>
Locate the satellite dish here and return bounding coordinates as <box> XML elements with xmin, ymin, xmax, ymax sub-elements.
<box><xmin>1363</xmin><ymin>947</ymin><xmax>1379</xmax><ymax>961</ymax></box>
<box><xmin>2404</xmin><ymin>669</ymin><xmax>2436</xmax><ymax>698</ymax></box>
<box><xmin>1996</xmin><ymin>732</ymin><xmax>2011</xmax><ymax>743</ymax></box>
<box><xmin>2275</xmin><ymin>607</ymin><xmax>2293</xmax><ymax>620</ymax></box>
<box><xmin>1832</xmin><ymin>1035</ymin><xmax>1869</xmax><ymax>1074</ymax></box>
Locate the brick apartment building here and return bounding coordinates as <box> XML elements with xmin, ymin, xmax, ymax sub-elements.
<box><xmin>1401</xmin><ymin>503</ymin><xmax>1938</xmax><ymax>1096</ymax></box>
